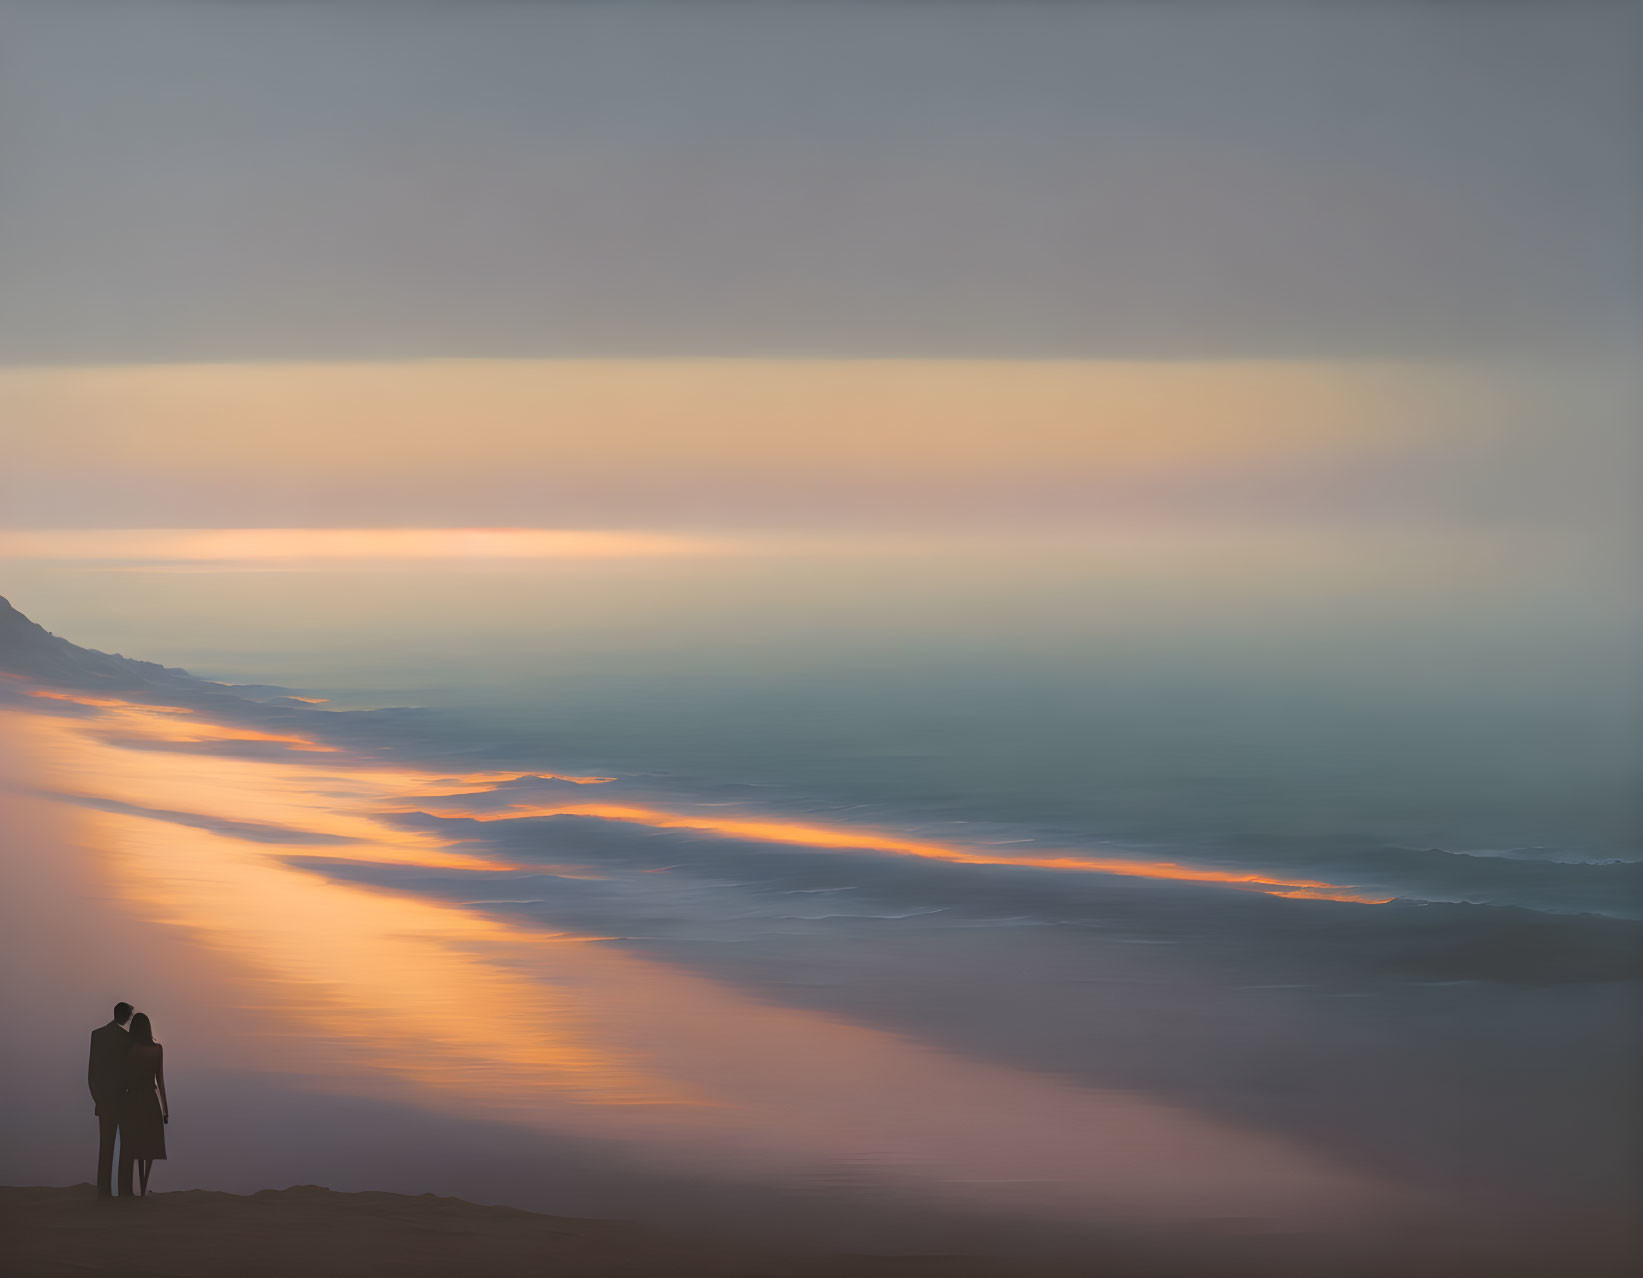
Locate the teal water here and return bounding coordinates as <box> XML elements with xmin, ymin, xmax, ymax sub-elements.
<box><xmin>8</xmin><ymin>533</ymin><xmax>1637</xmax><ymax>911</ymax></box>
<box><xmin>3</xmin><ymin>532</ymin><xmax>1641</xmax><ymax>1256</ymax></box>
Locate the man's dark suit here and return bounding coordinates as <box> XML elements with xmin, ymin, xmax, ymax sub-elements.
<box><xmin>87</xmin><ymin>1020</ymin><xmax>130</xmax><ymax>1197</ymax></box>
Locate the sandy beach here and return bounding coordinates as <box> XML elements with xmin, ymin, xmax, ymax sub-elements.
<box><xmin>0</xmin><ymin>1184</ymin><xmax>1044</xmax><ymax>1278</ymax></box>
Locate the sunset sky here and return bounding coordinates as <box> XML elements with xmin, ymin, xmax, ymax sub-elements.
<box><xmin>1</xmin><ymin>0</ymin><xmax>1634</xmax><ymax>682</ymax></box>
<box><xmin>0</xmin><ymin>3</ymin><xmax>1636</xmax><ymax>571</ymax></box>
<box><xmin>0</xmin><ymin>356</ymin><xmax>1629</xmax><ymax>542</ymax></box>
<box><xmin>2</xmin><ymin>1</ymin><xmax>1638</xmax><ymax>559</ymax></box>
<box><xmin>0</xmin><ymin>354</ymin><xmax>1633</xmax><ymax>587</ymax></box>
<box><xmin>3</xmin><ymin>4</ymin><xmax>1640</xmax><ymax>1259</ymax></box>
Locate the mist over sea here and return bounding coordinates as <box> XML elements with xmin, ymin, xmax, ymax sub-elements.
<box><xmin>20</xmin><ymin>530</ymin><xmax>1642</xmax><ymax>887</ymax></box>
<box><xmin>4</xmin><ymin>2</ymin><xmax>1640</xmax><ymax>1271</ymax></box>
<box><xmin>3</xmin><ymin>530</ymin><xmax>1640</xmax><ymax>1267</ymax></box>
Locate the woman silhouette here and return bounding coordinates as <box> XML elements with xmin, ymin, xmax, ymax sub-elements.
<box><xmin>119</xmin><ymin>1013</ymin><xmax>168</xmax><ymax>1196</ymax></box>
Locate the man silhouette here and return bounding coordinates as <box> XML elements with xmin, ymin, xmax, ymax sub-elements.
<box><xmin>88</xmin><ymin>1002</ymin><xmax>134</xmax><ymax>1199</ymax></box>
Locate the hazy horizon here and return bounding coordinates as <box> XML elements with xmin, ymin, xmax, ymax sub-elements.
<box><xmin>2</xmin><ymin>1</ymin><xmax>1639</xmax><ymax>1271</ymax></box>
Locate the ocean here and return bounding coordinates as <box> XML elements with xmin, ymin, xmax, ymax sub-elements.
<box><xmin>18</xmin><ymin>530</ymin><xmax>1641</xmax><ymax>895</ymax></box>
<box><xmin>1</xmin><ymin>528</ymin><xmax>1639</xmax><ymax>1266</ymax></box>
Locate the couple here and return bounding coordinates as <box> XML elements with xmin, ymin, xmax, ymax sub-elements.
<box><xmin>87</xmin><ymin>1002</ymin><xmax>169</xmax><ymax>1199</ymax></box>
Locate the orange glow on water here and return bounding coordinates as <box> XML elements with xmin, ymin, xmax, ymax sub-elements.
<box><xmin>27</xmin><ymin>688</ymin><xmax>193</xmax><ymax>712</ymax></box>
<box><xmin>15</xmin><ymin>682</ymin><xmax>1386</xmax><ymax>901</ymax></box>
<box><xmin>16</xmin><ymin>727</ymin><xmax>676</xmax><ymax>1106</ymax></box>
<box><xmin>417</xmin><ymin>799</ymin><xmax>1390</xmax><ymax>903</ymax></box>
<box><xmin>1265</xmin><ymin>886</ymin><xmax>1396</xmax><ymax>904</ymax></box>
<box><xmin>402</xmin><ymin>771</ymin><xmax>617</xmax><ymax>793</ymax></box>
<box><xmin>111</xmin><ymin>717</ymin><xmax>340</xmax><ymax>753</ymax></box>
<box><xmin>25</xmin><ymin>688</ymin><xmax>336</xmax><ymax>751</ymax></box>
<box><xmin>0</xmin><ymin>691</ymin><xmax>1390</xmax><ymax>1219</ymax></box>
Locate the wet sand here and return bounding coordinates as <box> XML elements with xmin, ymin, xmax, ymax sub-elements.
<box><xmin>9</xmin><ymin>1183</ymin><xmax>1638</xmax><ymax>1278</ymax></box>
<box><xmin>0</xmin><ymin>1184</ymin><xmax>1032</xmax><ymax>1278</ymax></box>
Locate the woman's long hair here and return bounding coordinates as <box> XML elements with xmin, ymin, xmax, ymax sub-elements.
<box><xmin>128</xmin><ymin>1012</ymin><xmax>156</xmax><ymax>1045</ymax></box>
